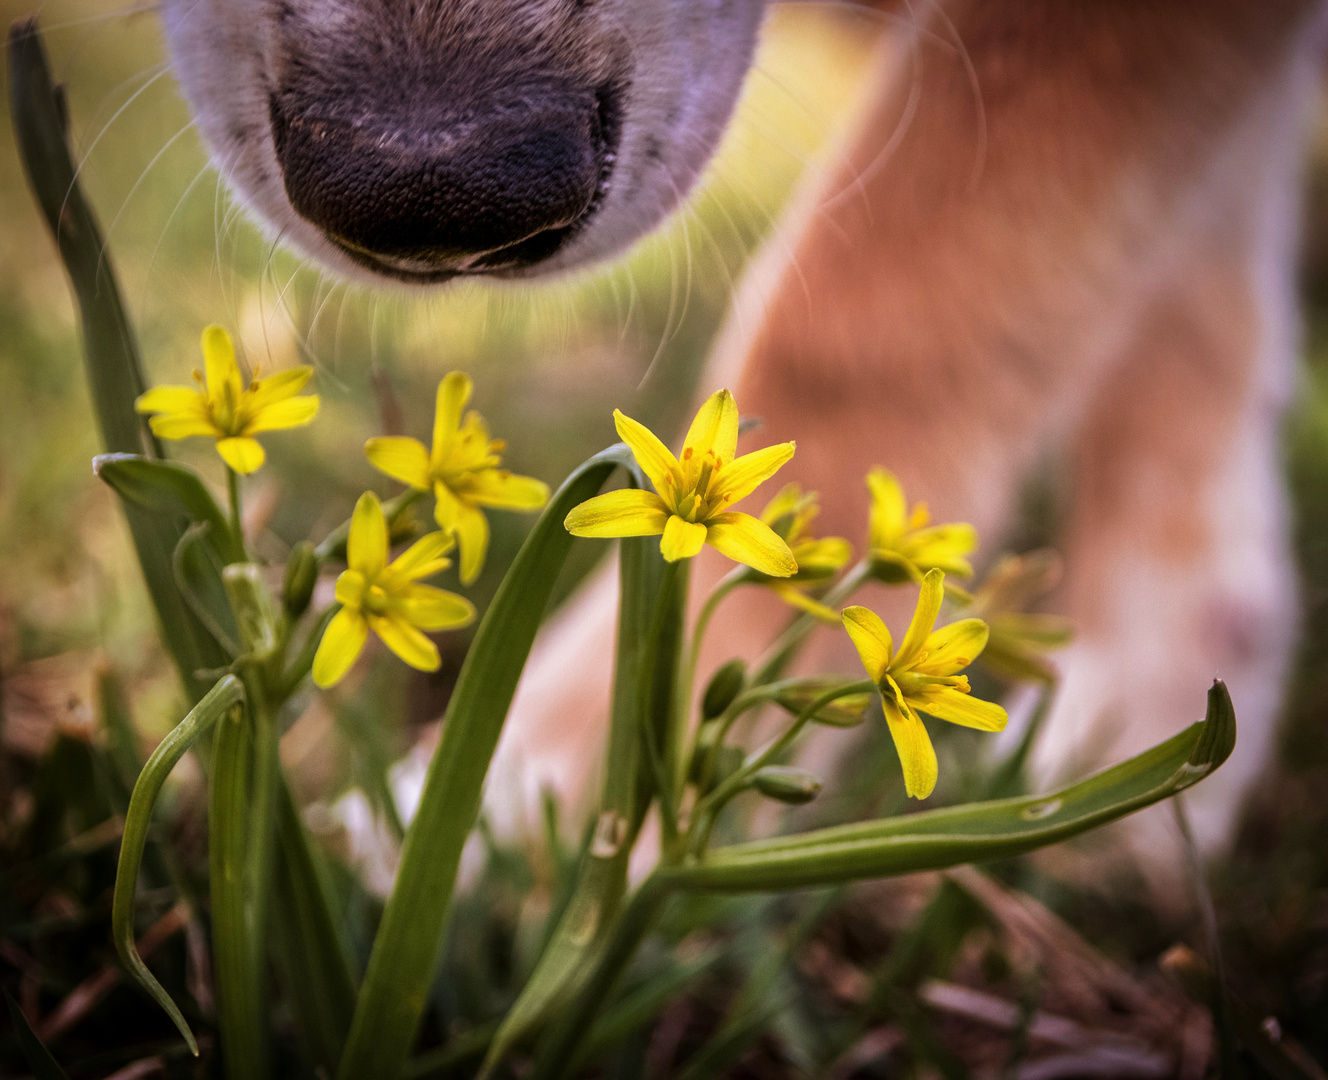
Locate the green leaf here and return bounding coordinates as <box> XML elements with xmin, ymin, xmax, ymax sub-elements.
<box><xmin>666</xmin><ymin>681</ymin><xmax>1237</xmax><ymax>892</ymax></box>
<box><xmin>270</xmin><ymin>777</ymin><xmax>358</xmax><ymax>1074</ymax></box>
<box><xmin>8</xmin><ymin>19</ymin><xmax>228</xmax><ymax>702</ymax></box>
<box><xmin>336</xmin><ymin>445</ymin><xmax>636</xmax><ymax>1080</ymax></box>
<box><xmin>478</xmin><ymin>519</ymin><xmax>666</xmax><ymax>1076</ymax></box>
<box><xmin>4</xmin><ymin>988</ymin><xmax>70</xmax><ymax>1080</ymax></box>
<box><xmin>94</xmin><ymin>454</ymin><xmax>242</xmax><ymax>564</ymax></box>
<box><xmin>112</xmin><ymin>675</ymin><xmax>245</xmax><ymax>1055</ymax></box>
<box><xmin>211</xmin><ymin>703</ymin><xmax>269</xmax><ymax>1080</ymax></box>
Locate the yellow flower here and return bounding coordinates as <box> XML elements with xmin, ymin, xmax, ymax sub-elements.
<box><xmin>963</xmin><ymin>550</ymin><xmax>1074</xmax><ymax>683</ymax></box>
<box><xmin>757</xmin><ymin>484</ymin><xmax>852</xmax><ymax>621</ymax></box>
<box><xmin>365</xmin><ymin>372</ymin><xmax>549</xmax><ymax>585</ymax></box>
<box><xmin>134</xmin><ymin>325</ymin><xmax>319</xmax><ymax>474</ymax></box>
<box><xmin>841</xmin><ymin>568</ymin><xmax>1007</xmax><ymax>799</ymax></box>
<box><xmin>564</xmin><ymin>389</ymin><xmax>798</xmax><ymax>575</ymax></box>
<box><xmin>867</xmin><ymin>467</ymin><xmax>976</xmax><ymax>581</ymax></box>
<box><xmin>313</xmin><ymin>492</ymin><xmax>476</xmax><ymax>688</ymax></box>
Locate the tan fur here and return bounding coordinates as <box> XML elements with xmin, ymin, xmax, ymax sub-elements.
<box><xmin>493</xmin><ymin>0</ymin><xmax>1327</xmax><ymax>882</ymax></box>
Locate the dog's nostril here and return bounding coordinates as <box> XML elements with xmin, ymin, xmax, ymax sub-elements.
<box><xmin>268</xmin><ymin>91</ymin><xmax>607</xmax><ymax>276</ymax></box>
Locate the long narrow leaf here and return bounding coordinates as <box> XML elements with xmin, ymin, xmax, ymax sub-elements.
<box><xmin>479</xmin><ymin>502</ymin><xmax>659</xmax><ymax>1076</ymax></box>
<box><xmin>337</xmin><ymin>445</ymin><xmax>636</xmax><ymax>1080</ymax></box>
<box><xmin>211</xmin><ymin>704</ymin><xmax>268</xmax><ymax>1080</ymax></box>
<box><xmin>7</xmin><ymin>20</ymin><xmax>227</xmax><ymax>701</ymax></box>
<box><xmin>111</xmin><ymin>675</ymin><xmax>245</xmax><ymax>1054</ymax></box>
<box><xmin>270</xmin><ymin>774</ymin><xmax>358</xmax><ymax>1073</ymax></box>
<box><xmin>666</xmin><ymin>682</ymin><xmax>1237</xmax><ymax>892</ymax></box>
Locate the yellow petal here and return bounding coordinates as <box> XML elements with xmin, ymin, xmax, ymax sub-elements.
<box><xmin>464</xmin><ymin>468</ymin><xmax>550</xmax><ymax>510</ymax></box>
<box><xmin>704</xmin><ymin>512</ymin><xmax>797</xmax><ymax>577</ymax></box>
<box><xmin>881</xmin><ymin>695</ymin><xmax>938</xmax><ymax>799</ymax></box>
<box><xmin>244</xmin><ymin>394</ymin><xmax>320</xmax><ymax>435</ymax></box>
<box><xmin>246</xmin><ymin>366</ymin><xmax>313</xmax><ymax>409</ymax></box>
<box><xmin>564</xmin><ymin>489</ymin><xmax>670</xmax><ymax>538</ymax></box>
<box><xmin>894</xmin><ymin>568</ymin><xmax>945</xmax><ymax>670</ymax></box>
<box><xmin>710</xmin><ymin>441</ymin><xmax>796</xmax><ymax>510</ymax></box>
<box><xmin>149</xmin><ymin>412</ymin><xmax>218</xmax><ymax>440</ymax></box>
<box><xmin>369</xmin><ymin>613</ymin><xmax>440</xmax><ymax>671</ymax></box>
<box><xmin>683</xmin><ymin>388</ymin><xmax>739</xmax><ymax>464</ymax></box>
<box><xmin>432</xmin><ymin>372</ymin><xmax>472</xmax><ymax>463</ymax></box>
<box><xmin>867</xmin><ymin>468</ymin><xmax>907</xmax><ymax>547</ymax></box>
<box><xmin>909</xmin><ymin>686</ymin><xmax>1008</xmax><ymax>731</ymax></box>
<box><xmin>613</xmin><ymin>410</ymin><xmax>681</xmax><ymax>496</ymax></box>
<box><xmin>772</xmin><ymin>583</ymin><xmax>840</xmax><ymax>623</ymax></box>
<box><xmin>791</xmin><ymin>536</ymin><xmax>853</xmax><ymax>579</ymax></box>
<box><xmin>660</xmin><ymin>516</ymin><xmax>707</xmax><ymax>562</ymax></box>
<box><xmin>135</xmin><ymin>385</ymin><xmax>206</xmax><ymax>415</ymax></box>
<box><xmin>454</xmin><ymin>503</ymin><xmax>489</xmax><ymax>586</ymax></box>
<box><xmin>366</xmin><ymin>437</ymin><xmax>432</xmax><ymax>490</ymax></box>
<box><xmin>433</xmin><ymin>480</ymin><xmax>463</xmax><ymax>532</ymax></box>
<box><xmin>759</xmin><ymin>483</ymin><xmax>803</xmax><ymax>526</ymax></box>
<box><xmin>215</xmin><ymin>437</ymin><xmax>266</xmax><ymax>474</ymax></box>
<box><xmin>397</xmin><ymin>584</ymin><xmax>476</xmax><ymax>630</ymax></box>
<box><xmin>202</xmin><ymin>325</ymin><xmax>243</xmax><ymax>412</ymax></box>
<box><xmin>841</xmin><ymin>606</ymin><xmax>892</xmax><ymax>682</ymax></box>
<box><xmin>389</xmin><ymin>530</ymin><xmax>455</xmax><ymax>580</ymax></box>
<box><xmin>334</xmin><ymin>569</ymin><xmax>366</xmax><ymax>609</ymax></box>
<box><xmin>312</xmin><ymin>607</ymin><xmax>369</xmax><ymax>688</ymax></box>
<box><xmin>348</xmin><ymin>492</ymin><xmax>388</xmax><ymax>578</ymax></box>
<box><xmin>905</xmin><ymin>524</ymin><xmax>977</xmax><ymax>576</ymax></box>
<box><xmin>916</xmin><ymin>617</ymin><xmax>989</xmax><ymax>676</ymax></box>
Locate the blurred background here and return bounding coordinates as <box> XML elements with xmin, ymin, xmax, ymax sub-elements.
<box><xmin>2</xmin><ymin>2</ymin><xmax>1327</xmax><ymax>1076</ymax></box>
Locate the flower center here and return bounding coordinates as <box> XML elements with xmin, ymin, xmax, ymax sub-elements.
<box><xmin>365</xmin><ymin>583</ymin><xmax>392</xmax><ymax>617</ymax></box>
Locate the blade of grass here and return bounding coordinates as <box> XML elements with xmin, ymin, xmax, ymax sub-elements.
<box><xmin>112</xmin><ymin>676</ymin><xmax>245</xmax><ymax>1055</ymax></box>
<box><xmin>336</xmin><ymin>445</ymin><xmax>635</xmax><ymax>1080</ymax></box>
<box><xmin>4</xmin><ymin>988</ymin><xmax>70</xmax><ymax>1080</ymax></box>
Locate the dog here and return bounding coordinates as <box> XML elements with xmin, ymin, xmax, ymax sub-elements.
<box><xmin>159</xmin><ymin>0</ymin><xmax>1328</xmax><ymax>883</ymax></box>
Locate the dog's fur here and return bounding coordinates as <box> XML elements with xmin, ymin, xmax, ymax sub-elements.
<box><xmin>161</xmin><ymin>0</ymin><xmax>1328</xmax><ymax>878</ymax></box>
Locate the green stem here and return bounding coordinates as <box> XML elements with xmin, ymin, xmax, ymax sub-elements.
<box><xmin>751</xmin><ymin>560</ymin><xmax>871</xmax><ymax>684</ymax></box>
<box><xmin>226</xmin><ymin>467</ymin><xmax>244</xmax><ymax>559</ymax></box>
<box><xmin>639</xmin><ymin>558</ymin><xmax>688</xmax><ymax>839</ymax></box>
<box><xmin>681</xmin><ymin>567</ymin><xmax>747</xmax><ymax>721</ymax></box>
<box><xmin>211</xmin><ymin>703</ymin><xmax>269</xmax><ymax>1080</ymax></box>
<box><xmin>531</xmin><ymin>875</ymin><xmax>673</xmax><ymax>1080</ymax></box>
<box><xmin>688</xmin><ymin>680</ymin><xmax>877</xmax><ymax>858</ymax></box>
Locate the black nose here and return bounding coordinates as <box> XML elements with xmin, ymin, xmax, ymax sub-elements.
<box><xmin>269</xmin><ymin>84</ymin><xmax>613</xmax><ymax>280</ymax></box>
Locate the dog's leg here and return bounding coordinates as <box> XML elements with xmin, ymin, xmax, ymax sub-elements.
<box><xmin>1036</xmin><ymin>66</ymin><xmax>1319</xmax><ymax>881</ymax></box>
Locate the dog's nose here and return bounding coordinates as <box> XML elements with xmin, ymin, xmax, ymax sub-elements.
<box><xmin>268</xmin><ymin>86</ymin><xmax>609</xmax><ymax>278</ymax></box>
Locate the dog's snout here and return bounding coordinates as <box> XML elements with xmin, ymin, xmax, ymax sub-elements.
<box><xmin>268</xmin><ymin>85</ymin><xmax>614</xmax><ymax>281</ymax></box>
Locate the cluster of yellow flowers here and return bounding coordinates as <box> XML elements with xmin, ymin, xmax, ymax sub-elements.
<box><xmin>138</xmin><ymin>334</ymin><xmax>1063</xmax><ymax>800</ymax></box>
<box><xmin>135</xmin><ymin>327</ymin><xmax>548</xmax><ymax>688</ymax></box>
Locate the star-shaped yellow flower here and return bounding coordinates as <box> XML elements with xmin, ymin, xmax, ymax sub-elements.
<box><xmin>365</xmin><ymin>372</ymin><xmax>549</xmax><ymax>585</ymax></box>
<box><xmin>564</xmin><ymin>389</ymin><xmax>798</xmax><ymax>575</ymax></box>
<box><xmin>134</xmin><ymin>325</ymin><xmax>319</xmax><ymax>474</ymax></box>
<box><xmin>757</xmin><ymin>484</ymin><xmax>852</xmax><ymax>621</ymax></box>
<box><xmin>313</xmin><ymin>492</ymin><xmax>476</xmax><ymax>688</ymax></box>
<box><xmin>867</xmin><ymin>467</ymin><xmax>976</xmax><ymax>581</ymax></box>
<box><xmin>842</xmin><ymin>568</ymin><xmax>1007</xmax><ymax>798</ymax></box>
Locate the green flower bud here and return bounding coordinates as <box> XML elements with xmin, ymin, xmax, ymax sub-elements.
<box><xmin>752</xmin><ymin>765</ymin><xmax>821</xmax><ymax>804</ymax></box>
<box><xmin>282</xmin><ymin>540</ymin><xmax>318</xmax><ymax>618</ymax></box>
<box><xmin>702</xmin><ymin>658</ymin><xmax>747</xmax><ymax>720</ymax></box>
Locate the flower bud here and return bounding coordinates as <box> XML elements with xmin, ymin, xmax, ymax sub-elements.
<box><xmin>702</xmin><ymin>659</ymin><xmax>747</xmax><ymax>720</ymax></box>
<box><xmin>282</xmin><ymin>540</ymin><xmax>318</xmax><ymax>618</ymax></box>
<box><xmin>752</xmin><ymin>766</ymin><xmax>821</xmax><ymax>804</ymax></box>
